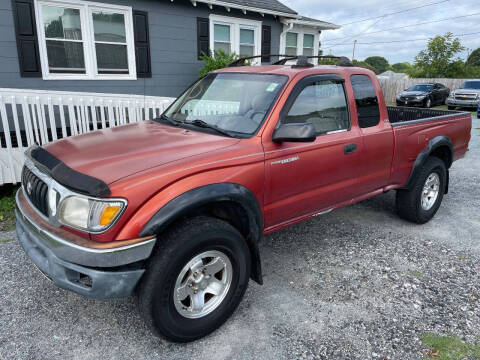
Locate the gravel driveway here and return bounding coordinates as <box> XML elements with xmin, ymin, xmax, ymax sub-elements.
<box><xmin>1</xmin><ymin>116</ymin><xmax>479</xmax><ymax>360</ymax></box>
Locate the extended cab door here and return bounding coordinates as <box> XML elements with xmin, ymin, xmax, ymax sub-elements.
<box><xmin>262</xmin><ymin>74</ymin><xmax>363</xmax><ymax>229</ymax></box>
<box><xmin>349</xmin><ymin>74</ymin><xmax>394</xmax><ymax>195</ymax></box>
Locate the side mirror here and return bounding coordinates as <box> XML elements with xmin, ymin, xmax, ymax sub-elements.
<box><xmin>272</xmin><ymin>123</ymin><xmax>316</xmax><ymax>143</ymax></box>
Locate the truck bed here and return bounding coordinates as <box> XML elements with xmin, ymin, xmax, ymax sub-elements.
<box><xmin>387</xmin><ymin>106</ymin><xmax>467</xmax><ymax>126</ymax></box>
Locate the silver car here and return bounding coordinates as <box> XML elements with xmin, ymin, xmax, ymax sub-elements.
<box><xmin>447</xmin><ymin>80</ymin><xmax>480</xmax><ymax>109</ymax></box>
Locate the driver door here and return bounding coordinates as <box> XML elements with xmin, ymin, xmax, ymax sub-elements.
<box><xmin>262</xmin><ymin>75</ymin><xmax>363</xmax><ymax>229</ymax></box>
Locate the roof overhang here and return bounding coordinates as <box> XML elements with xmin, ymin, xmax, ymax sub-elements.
<box><xmin>186</xmin><ymin>0</ymin><xmax>341</xmax><ymax>30</ymax></box>
<box><xmin>281</xmin><ymin>17</ymin><xmax>341</xmax><ymax>30</ymax></box>
<box><xmin>189</xmin><ymin>0</ymin><xmax>298</xmax><ymax>17</ymax></box>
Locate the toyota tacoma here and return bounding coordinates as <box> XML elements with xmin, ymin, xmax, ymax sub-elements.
<box><xmin>15</xmin><ymin>56</ymin><xmax>472</xmax><ymax>342</ymax></box>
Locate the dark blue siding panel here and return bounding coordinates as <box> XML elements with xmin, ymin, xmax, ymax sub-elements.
<box><xmin>0</xmin><ymin>0</ymin><xmax>283</xmax><ymax>97</ymax></box>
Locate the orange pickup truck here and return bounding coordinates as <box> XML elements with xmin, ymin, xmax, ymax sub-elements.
<box><xmin>16</xmin><ymin>56</ymin><xmax>471</xmax><ymax>342</ymax></box>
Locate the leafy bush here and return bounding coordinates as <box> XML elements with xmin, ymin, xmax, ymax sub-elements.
<box><xmin>390</xmin><ymin>62</ymin><xmax>412</xmax><ymax>73</ymax></box>
<box><xmin>364</xmin><ymin>56</ymin><xmax>389</xmax><ymax>73</ymax></box>
<box><xmin>198</xmin><ymin>49</ymin><xmax>246</xmax><ymax>77</ymax></box>
<box><xmin>353</xmin><ymin>60</ymin><xmax>378</xmax><ymax>73</ymax></box>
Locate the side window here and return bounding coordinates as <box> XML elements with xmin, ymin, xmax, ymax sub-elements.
<box><xmin>351</xmin><ymin>75</ymin><xmax>380</xmax><ymax>128</ymax></box>
<box><xmin>283</xmin><ymin>80</ymin><xmax>349</xmax><ymax>135</ymax></box>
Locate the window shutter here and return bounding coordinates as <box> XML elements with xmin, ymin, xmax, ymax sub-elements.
<box><xmin>261</xmin><ymin>25</ymin><xmax>271</xmax><ymax>63</ymax></box>
<box><xmin>197</xmin><ymin>17</ymin><xmax>209</xmax><ymax>60</ymax></box>
<box><xmin>133</xmin><ymin>10</ymin><xmax>151</xmax><ymax>78</ymax></box>
<box><xmin>11</xmin><ymin>0</ymin><xmax>42</xmax><ymax>77</ymax></box>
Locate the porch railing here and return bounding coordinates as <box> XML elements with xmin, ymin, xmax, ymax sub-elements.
<box><xmin>0</xmin><ymin>88</ymin><xmax>175</xmax><ymax>185</ymax></box>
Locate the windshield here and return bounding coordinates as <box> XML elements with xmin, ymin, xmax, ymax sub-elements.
<box><xmin>460</xmin><ymin>81</ymin><xmax>480</xmax><ymax>89</ymax></box>
<box><xmin>163</xmin><ymin>73</ymin><xmax>288</xmax><ymax>136</ymax></box>
<box><xmin>407</xmin><ymin>84</ymin><xmax>432</xmax><ymax>92</ymax></box>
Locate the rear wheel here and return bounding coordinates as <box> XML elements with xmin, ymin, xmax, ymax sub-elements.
<box><xmin>138</xmin><ymin>216</ymin><xmax>251</xmax><ymax>342</ymax></box>
<box><xmin>396</xmin><ymin>157</ymin><xmax>446</xmax><ymax>224</ymax></box>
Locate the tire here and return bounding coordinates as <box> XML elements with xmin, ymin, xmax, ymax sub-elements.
<box><xmin>448</xmin><ymin>106</ymin><xmax>456</xmax><ymax>110</ymax></box>
<box><xmin>396</xmin><ymin>157</ymin><xmax>446</xmax><ymax>224</ymax></box>
<box><xmin>137</xmin><ymin>216</ymin><xmax>251</xmax><ymax>342</ymax></box>
<box><xmin>425</xmin><ymin>97</ymin><xmax>432</xmax><ymax>108</ymax></box>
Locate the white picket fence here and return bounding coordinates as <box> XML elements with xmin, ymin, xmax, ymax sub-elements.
<box><xmin>0</xmin><ymin>88</ymin><xmax>176</xmax><ymax>185</ymax></box>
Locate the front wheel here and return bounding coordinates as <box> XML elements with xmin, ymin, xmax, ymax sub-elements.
<box><xmin>424</xmin><ymin>97</ymin><xmax>432</xmax><ymax>108</ymax></box>
<box><xmin>138</xmin><ymin>216</ymin><xmax>251</xmax><ymax>342</ymax></box>
<box><xmin>396</xmin><ymin>157</ymin><xmax>446</xmax><ymax>224</ymax></box>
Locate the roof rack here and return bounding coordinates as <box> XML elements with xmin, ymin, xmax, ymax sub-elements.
<box><xmin>227</xmin><ymin>55</ymin><xmax>354</xmax><ymax>68</ymax></box>
<box><xmin>227</xmin><ymin>55</ymin><xmax>289</xmax><ymax>67</ymax></box>
<box><xmin>274</xmin><ymin>55</ymin><xmax>354</xmax><ymax>67</ymax></box>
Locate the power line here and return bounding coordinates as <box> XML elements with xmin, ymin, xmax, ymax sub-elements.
<box><xmin>322</xmin><ymin>31</ymin><xmax>480</xmax><ymax>49</ymax></box>
<box><xmin>323</xmin><ymin>11</ymin><xmax>480</xmax><ymax>43</ymax></box>
<box><xmin>339</xmin><ymin>0</ymin><xmax>450</xmax><ymax>26</ymax></box>
<box><xmin>335</xmin><ymin>16</ymin><xmax>388</xmax><ymax>46</ymax></box>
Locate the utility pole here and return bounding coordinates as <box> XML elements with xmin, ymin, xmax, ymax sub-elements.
<box><xmin>352</xmin><ymin>40</ymin><xmax>357</xmax><ymax>61</ymax></box>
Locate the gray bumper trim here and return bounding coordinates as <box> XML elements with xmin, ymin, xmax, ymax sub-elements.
<box><xmin>446</xmin><ymin>98</ymin><xmax>480</xmax><ymax>107</ymax></box>
<box><xmin>16</xmin><ymin>209</ymin><xmax>145</xmax><ymax>299</ymax></box>
<box><xmin>15</xmin><ymin>190</ymin><xmax>156</xmax><ymax>268</ymax></box>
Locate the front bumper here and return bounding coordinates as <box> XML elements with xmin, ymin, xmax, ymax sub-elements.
<box><xmin>396</xmin><ymin>98</ymin><xmax>426</xmax><ymax>107</ymax></box>
<box><xmin>15</xmin><ymin>189</ymin><xmax>156</xmax><ymax>299</ymax></box>
<box><xmin>446</xmin><ymin>98</ymin><xmax>479</xmax><ymax>108</ymax></box>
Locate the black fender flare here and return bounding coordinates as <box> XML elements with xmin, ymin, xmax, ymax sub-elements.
<box><xmin>405</xmin><ymin>135</ymin><xmax>453</xmax><ymax>191</ymax></box>
<box><xmin>139</xmin><ymin>183</ymin><xmax>264</xmax><ymax>284</ymax></box>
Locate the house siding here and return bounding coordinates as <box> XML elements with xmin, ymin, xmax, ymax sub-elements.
<box><xmin>0</xmin><ymin>0</ymin><xmax>282</xmax><ymax>98</ymax></box>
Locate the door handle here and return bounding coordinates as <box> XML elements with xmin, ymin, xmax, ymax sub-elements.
<box><xmin>344</xmin><ymin>143</ymin><xmax>357</xmax><ymax>155</ymax></box>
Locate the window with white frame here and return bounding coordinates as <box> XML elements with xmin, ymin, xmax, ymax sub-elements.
<box><xmin>303</xmin><ymin>34</ymin><xmax>314</xmax><ymax>56</ymax></box>
<box><xmin>209</xmin><ymin>15</ymin><xmax>261</xmax><ymax>63</ymax></box>
<box><xmin>281</xmin><ymin>27</ymin><xmax>319</xmax><ymax>62</ymax></box>
<box><xmin>213</xmin><ymin>23</ymin><xmax>231</xmax><ymax>55</ymax></box>
<box><xmin>35</xmin><ymin>0</ymin><xmax>136</xmax><ymax>80</ymax></box>
<box><xmin>285</xmin><ymin>32</ymin><xmax>298</xmax><ymax>56</ymax></box>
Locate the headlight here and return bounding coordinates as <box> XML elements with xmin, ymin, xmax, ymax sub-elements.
<box><xmin>396</xmin><ymin>95</ymin><xmax>402</xmax><ymax>100</ymax></box>
<box><xmin>58</xmin><ymin>195</ymin><xmax>126</xmax><ymax>232</ymax></box>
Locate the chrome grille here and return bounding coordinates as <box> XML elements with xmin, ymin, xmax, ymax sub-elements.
<box><xmin>455</xmin><ymin>93</ymin><xmax>477</xmax><ymax>100</ymax></box>
<box><xmin>21</xmin><ymin>166</ymin><xmax>49</xmax><ymax>217</ymax></box>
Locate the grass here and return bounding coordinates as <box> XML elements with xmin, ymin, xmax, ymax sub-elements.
<box><xmin>421</xmin><ymin>333</ymin><xmax>480</xmax><ymax>359</ymax></box>
<box><xmin>0</xmin><ymin>185</ymin><xmax>19</xmax><ymax>232</ymax></box>
<box><xmin>408</xmin><ymin>270</ymin><xmax>424</xmax><ymax>278</ymax></box>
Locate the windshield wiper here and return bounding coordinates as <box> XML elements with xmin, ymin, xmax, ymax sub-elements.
<box><xmin>158</xmin><ymin>114</ymin><xmax>180</xmax><ymax>126</ymax></box>
<box><xmin>183</xmin><ymin>119</ymin><xmax>234</xmax><ymax>137</ymax></box>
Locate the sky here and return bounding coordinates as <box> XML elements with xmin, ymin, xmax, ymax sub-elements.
<box><xmin>281</xmin><ymin>0</ymin><xmax>480</xmax><ymax>64</ymax></box>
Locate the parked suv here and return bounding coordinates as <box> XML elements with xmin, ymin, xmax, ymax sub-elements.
<box><xmin>16</xmin><ymin>57</ymin><xmax>472</xmax><ymax>342</ymax></box>
<box><xmin>447</xmin><ymin>80</ymin><xmax>480</xmax><ymax>110</ymax></box>
<box><xmin>396</xmin><ymin>83</ymin><xmax>450</xmax><ymax>108</ymax></box>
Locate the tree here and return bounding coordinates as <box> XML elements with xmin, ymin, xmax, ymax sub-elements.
<box><xmin>364</xmin><ymin>56</ymin><xmax>389</xmax><ymax>73</ymax></box>
<box><xmin>466</xmin><ymin>48</ymin><xmax>480</xmax><ymax>67</ymax></box>
<box><xmin>353</xmin><ymin>60</ymin><xmax>378</xmax><ymax>73</ymax></box>
<box><xmin>391</xmin><ymin>62</ymin><xmax>412</xmax><ymax>73</ymax></box>
<box><xmin>410</xmin><ymin>32</ymin><xmax>464</xmax><ymax>78</ymax></box>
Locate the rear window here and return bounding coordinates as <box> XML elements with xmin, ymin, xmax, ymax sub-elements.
<box><xmin>351</xmin><ymin>75</ymin><xmax>380</xmax><ymax>128</ymax></box>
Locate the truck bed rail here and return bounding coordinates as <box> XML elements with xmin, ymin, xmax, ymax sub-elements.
<box><xmin>387</xmin><ymin>106</ymin><xmax>468</xmax><ymax>126</ymax></box>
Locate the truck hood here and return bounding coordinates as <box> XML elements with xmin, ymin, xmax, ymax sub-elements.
<box><xmin>44</xmin><ymin>121</ymin><xmax>239</xmax><ymax>184</ymax></box>
<box><xmin>454</xmin><ymin>89</ymin><xmax>480</xmax><ymax>95</ymax></box>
